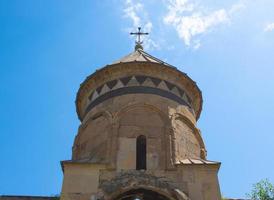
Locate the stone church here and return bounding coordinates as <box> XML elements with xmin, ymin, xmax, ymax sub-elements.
<box><xmin>58</xmin><ymin>30</ymin><xmax>222</xmax><ymax>199</ymax></box>
<box><xmin>2</xmin><ymin>29</ymin><xmax>241</xmax><ymax>200</ymax></box>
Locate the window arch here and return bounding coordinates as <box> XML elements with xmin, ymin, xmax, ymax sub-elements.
<box><xmin>136</xmin><ymin>135</ymin><xmax>146</xmax><ymax>170</ymax></box>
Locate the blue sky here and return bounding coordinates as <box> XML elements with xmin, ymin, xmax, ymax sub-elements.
<box><xmin>0</xmin><ymin>0</ymin><xmax>274</xmax><ymax>198</ymax></box>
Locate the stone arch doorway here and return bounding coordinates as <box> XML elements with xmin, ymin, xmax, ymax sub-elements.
<box><xmin>113</xmin><ymin>188</ymin><xmax>171</xmax><ymax>200</ymax></box>
<box><xmin>98</xmin><ymin>172</ymin><xmax>190</xmax><ymax>200</ymax></box>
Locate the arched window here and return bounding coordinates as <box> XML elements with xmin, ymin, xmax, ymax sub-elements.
<box><xmin>136</xmin><ymin>135</ymin><xmax>146</xmax><ymax>170</ymax></box>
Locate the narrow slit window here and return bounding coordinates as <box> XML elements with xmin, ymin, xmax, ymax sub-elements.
<box><xmin>136</xmin><ymin>135</ymin><xmax>146</xmax><ymax>170</ymax></box>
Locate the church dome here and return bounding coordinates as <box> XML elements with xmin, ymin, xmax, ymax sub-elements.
<box><xmin>75</xmin><ymin>48</ymin><xmax>203</xmax><ymax>122</ymax></box>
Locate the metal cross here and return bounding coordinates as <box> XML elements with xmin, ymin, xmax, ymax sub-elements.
<box><xmin>130</xmin><ymin>27</ymin><xmax>149</xmax><ymax>44</ymax></box>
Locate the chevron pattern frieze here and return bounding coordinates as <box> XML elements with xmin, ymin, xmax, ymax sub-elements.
<box><xmin>88</xmin><ymin>75</ymin><xmax>192</xmax><ymax>106</ymax></box>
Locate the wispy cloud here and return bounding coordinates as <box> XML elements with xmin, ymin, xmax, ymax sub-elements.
<box><xmin>229</xmin><ymin>1</ymin><xmax>246</xmax><ymax>14</ymax></box>
<box><xmin>123</xmin><ymin>0</ymin><xmax>143</xmax><ymax>28</ymax></box>
<box><xmin>123</xmin><ymin>0</ymin><xmax>160</xmax><ymax>50</ymax></box>
<box><xmin>163</xmin><ymin>0</ymin><xmax>245</xmax><ymax>49</ymax></box>
<box><xmin>121</xmin><ymin>0</ymin><xmax>245</xmax><ymax>50</ymax></box>
<box><xmin>264</xmin><ymin>22</ymin><xmax>274</xmax><ymax>32</ymax></box>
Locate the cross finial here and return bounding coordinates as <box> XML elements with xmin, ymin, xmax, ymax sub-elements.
<box><xmin>130</xmin><ymin>27</ymin><xmax>149</xmax><ymax>50</ymax></box>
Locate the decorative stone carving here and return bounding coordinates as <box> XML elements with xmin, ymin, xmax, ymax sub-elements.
<box><xmin>98</xmin><ymin>170</ymin><xmax>189</xmax><ymax>200</ymax></box>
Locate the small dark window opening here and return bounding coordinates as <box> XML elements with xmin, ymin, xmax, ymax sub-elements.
<box><xmin>136</xmin><ymin>135</ymin><xmax>146</xmax><ymax>170</ymax></box>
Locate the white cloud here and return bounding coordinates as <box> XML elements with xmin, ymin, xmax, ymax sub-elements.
<box><xmin>121</xmin><ymin>0</ymin><xmax>245</xmax><ymax>50</ymax></box>
<box><xmin>123</xmin><ymin>0</ymin><xmax>160</xmax><ymax>50</ymax></box>
<box><xmin>163</xmin><ymin>0</ymin><xmax>245</xmax><ymax>49</ymax></box>
<box><xmin>123</xmin><ymin>0</ymin><xmax>143</xmax><ymax>27</ymax></box>
<box><xmin>229</xmin><ymin>1</ymin><xmax>246</xmax><ymax>15</ymax></box>
<box><xmin>264</xmin><ymin>23</ymin><xmax>274</xmax><ymax>32</ymax></box>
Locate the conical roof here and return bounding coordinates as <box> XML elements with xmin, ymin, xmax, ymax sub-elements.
<box><xmin>112</xmin><ymin>48</ymin><xmax>175</xmax><ymax>68</ymax></box>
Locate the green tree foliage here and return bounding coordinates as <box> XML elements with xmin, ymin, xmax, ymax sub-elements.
<box><xmin>247</xmin><ymin>179</ymin><xmax>274</xmax><ymax>200</ymax></box>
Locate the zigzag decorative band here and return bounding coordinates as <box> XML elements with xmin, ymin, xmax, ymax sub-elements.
<box><xmin>85</xmin><ymin>86</ymin><xmax>193</xmax><ymax>117</ymax></box>
<box><xmin>85</xmin><ymin>75</ymin><xmax>193</xmax><ymax>116</ymax></box>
